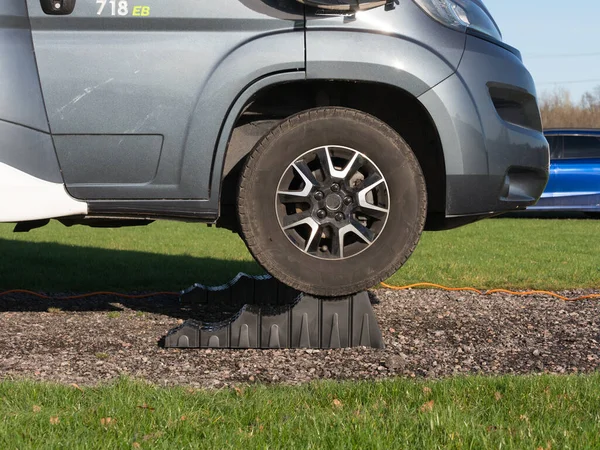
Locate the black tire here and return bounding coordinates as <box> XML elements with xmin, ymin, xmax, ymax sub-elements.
<box><xmin>238</xmin><ymin>107</ymin><xmax>427</xmax><ymax>297</ymax></box>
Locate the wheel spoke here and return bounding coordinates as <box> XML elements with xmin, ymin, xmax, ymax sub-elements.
<box><xmin>319</xmin><ymin>147</ymin><xmax>362</xmax><ymax>181</ymax></box>
<box><xmin>359</xmin><ymin>173</ymin><xmax>385</xmax><ymax>192</ymax></box>
<box><xmin>278</xmin><ymin>193</ymin><xmax>308</xmax><ymax>204</ymax></box>
<box><xmin>349</xmin><ymin>219</ymin><xmax>376</xmax><ymax>243</ymax></box>
<box><xmin>331</xmin><ymin>226</ymin><xmax>343</xmax><ymax>259</ymax></box>
<box><xmin>337</xmin><ymin>221</ymin><xmax>375</xmax><ymax>259</ymax></box>
<box><xmin>277</xmin><ymin>161</ymin><xmax>318</xmax><ymax>200</ymax></box>
<box><xmin>315</xmin><ymin>147</ymin><xmax>332</xmax><ymax>181</ymax></box>
<box><xmin>341</xmin><ymin>152</ymin><xmax>364</xmax><ymax>180</ymax></box>
<box><xmin>294</xmin><ymin>160</ymin><xmax>319</xmax><ymax>187</ymax></box>
<box><xmin>304</xmin><ymin>223</ymin><xmax>322</xmax><ymax>254</ymax></box>
<box><xmin>282</xmin><ymin>213</ymin><xmax>321</xmax><ymax>253</ymax></box>
<box><xmin>356</xmin><ymin>205</ymin><xmax>388</xmax><ymax>220</ymax></box>
<box><xmin>357</xmin><ymin>174</ymin><xmax>389</xmax><ymax>216</ymax></box>
<box><xmin>282</xmin><ymin>210</ymin><xmax>313</xmax><ymax>229</ymax></box>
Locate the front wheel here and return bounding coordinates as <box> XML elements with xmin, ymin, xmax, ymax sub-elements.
<box><xmin>237</xmin><ymin>107</ymin><xmax>427</xmax><ymax>297</ymax></box>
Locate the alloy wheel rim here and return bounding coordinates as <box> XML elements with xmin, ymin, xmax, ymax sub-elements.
<box><xmin>275</xmin><ymin>145</ymin><xmax>390</xmax><ymax>260</ymax></box>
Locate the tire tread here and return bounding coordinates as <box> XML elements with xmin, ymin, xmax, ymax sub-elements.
<box><xmin>238</xmin><ymin>107</ymin><xmax>427</xmax><ymax>297</ymax></box>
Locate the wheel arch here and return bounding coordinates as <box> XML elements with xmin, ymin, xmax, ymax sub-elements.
<box><xmin>214</xmin><ymin>78</ymin><xmax>447</xmax><ymax>231</ymax></box>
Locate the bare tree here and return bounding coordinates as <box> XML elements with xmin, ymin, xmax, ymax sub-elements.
<box><xmin>540</xmin><ymin>86</ymin><xmax>600</xmax><ymax>129</ymax></box>
<box><xmin>580</xmin><ymin>86</ymin><xmax>600</xmax><ymax>112</ymax></box>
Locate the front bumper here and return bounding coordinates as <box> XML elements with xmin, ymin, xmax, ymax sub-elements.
<box><xmin>419</xmin><ymin>35</ymin><xmax>550</xmax><ymax>217</ymax></box>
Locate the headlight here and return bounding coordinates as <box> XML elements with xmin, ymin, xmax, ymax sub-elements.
<box><xmin>412</xmin><ymin>0</ymin><xmax>502</xmax><ymax>42</ymax></box>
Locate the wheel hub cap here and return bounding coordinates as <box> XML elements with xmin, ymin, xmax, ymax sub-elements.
<box><xmin>325</xmin><ymin>194</ymin><xmax>343</xmax><ymax>211</ymax></box>
<box><xmin>275</xmin><ymin>145</ymin><xmax>390</xmax><ymax>260</ymax></box>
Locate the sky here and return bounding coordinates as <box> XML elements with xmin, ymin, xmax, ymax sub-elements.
<box><xmin>484</xmin><ymin>0</ymin><xmax>600</xmax><ymax>101</ymax></box>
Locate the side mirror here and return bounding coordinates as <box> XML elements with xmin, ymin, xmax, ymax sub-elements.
<box><xmin>40</xmin><ymin>0</ymin><xmax>76</xmax><ymax>15</ymax></box>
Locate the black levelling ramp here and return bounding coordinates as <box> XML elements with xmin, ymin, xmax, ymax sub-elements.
<box><xmin>165</xmin><ymin>274</ymin><xmax>384</xmax><ymax>349</ymax></box>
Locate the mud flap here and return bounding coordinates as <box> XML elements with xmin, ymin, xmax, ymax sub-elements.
<box><xmin>165</xmin><ymin>274</ymin><xmax>384</xmax><ymax>349</ymax></box>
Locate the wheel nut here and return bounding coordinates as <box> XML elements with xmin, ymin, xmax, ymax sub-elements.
<box><xmin>317</xmin><ymin>209</ymin><xmax>327</xmax><ymax>219</ymax></box>
<box><xmin>314</xmin><ymin>191</ymin><xmax>324</xmax><ymax>201</ymax></box>
<box><xmin>343</xmin><ymin>196</ymin><xmax>353</xmax><ymax>205</ymax></box>
<box><xmin>331</xmin><ymin>183</ymin><xmax>340</xmax><ymax>193</ymax></box>
<box><xmin>335</xmin><ymin>212</ymin><xmax>345</xmax><ymax>222</ymax></box>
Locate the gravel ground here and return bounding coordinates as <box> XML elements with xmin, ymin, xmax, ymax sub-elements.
<box><xmin>0</xmin><ymin>289</ymin><xmax>599</xmax><ymax>387</ymax></box>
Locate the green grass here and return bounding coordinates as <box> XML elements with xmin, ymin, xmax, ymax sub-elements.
<box><xmin>387</xmin><ymin>217</ymin><xmax>600</xmax><ymax>290</ymax></box>
<box><xmin>1</xmin><ymin>375</ymin><xmax>599</xmax><ymax>449</ymax></box>
<box><xmin>0</xmin><ymin>218</ymin><xmax>598</xmax><ymax>292</ymax></box>
<box><xmin>1</xmin><ymin>219</ymin><xmax>598</xmax><ymax>447</ymax></box>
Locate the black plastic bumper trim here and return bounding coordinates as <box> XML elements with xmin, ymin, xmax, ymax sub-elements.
<box><xmin>87</xmin><ymin>201</ymin><xmax>218</xmax><ymax>221</ymax></box>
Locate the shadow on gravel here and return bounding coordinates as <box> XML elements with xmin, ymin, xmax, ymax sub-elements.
<box><xmin>0</xmin><ymin>293</ymin><xmax>194</xmax><ymax>318</ymax></box>
<box><xmin>0</xmin><ymin>238</ymin><xmax>264</xmax><ymax>321</ymax></box>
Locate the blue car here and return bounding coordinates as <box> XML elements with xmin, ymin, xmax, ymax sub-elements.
<box><xmin>528</xmin><ymin>129</ymin><xmax>600</xmax><ymax>214</ymax></box>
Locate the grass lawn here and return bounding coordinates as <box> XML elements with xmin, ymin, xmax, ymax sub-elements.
<box><xmin>1</xmin><ymin>374</ymin><xmax>599</xmax><ymax>449</ymax></box>
<box><xmin>0</xmin><ymin>219</ymin><xmax>598</xmax><ymax>448</ymax></box>
<box><xmin>0</xmin><ymin>218</ymin><xmax>598</xmax><ymax>292</ymax></box>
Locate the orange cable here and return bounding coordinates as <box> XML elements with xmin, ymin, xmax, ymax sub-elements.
<box><xmin>0</xmin><ymin>289</ymin><xmax>179</xmax><ymax>300</ymax></box>
<box><xmin>0</xmin><ymin>285</ymin><xmax>598</xmax><ymax>303</ymax></box>
<box><xmin>380</xmin><ymin>282</ymin><xmax>600</xmax><ymax>302</ymax></box>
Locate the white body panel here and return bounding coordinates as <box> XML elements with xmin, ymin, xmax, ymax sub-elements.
<box><xmin>0</xmin><ymin>162</ymin><xmax>87</xmax><ymax>222</ymax></box>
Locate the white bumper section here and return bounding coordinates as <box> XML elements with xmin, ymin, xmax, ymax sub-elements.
<box><xmin>0</xmin><ymin>162</ymin><xmax>87</xmax><ymax>222</ymax></box>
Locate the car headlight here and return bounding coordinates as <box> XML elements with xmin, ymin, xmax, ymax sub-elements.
<box><xmin>412</xmin><ymin>0</ymin><xmax>502</xmax><ymax>42</ymax></box>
